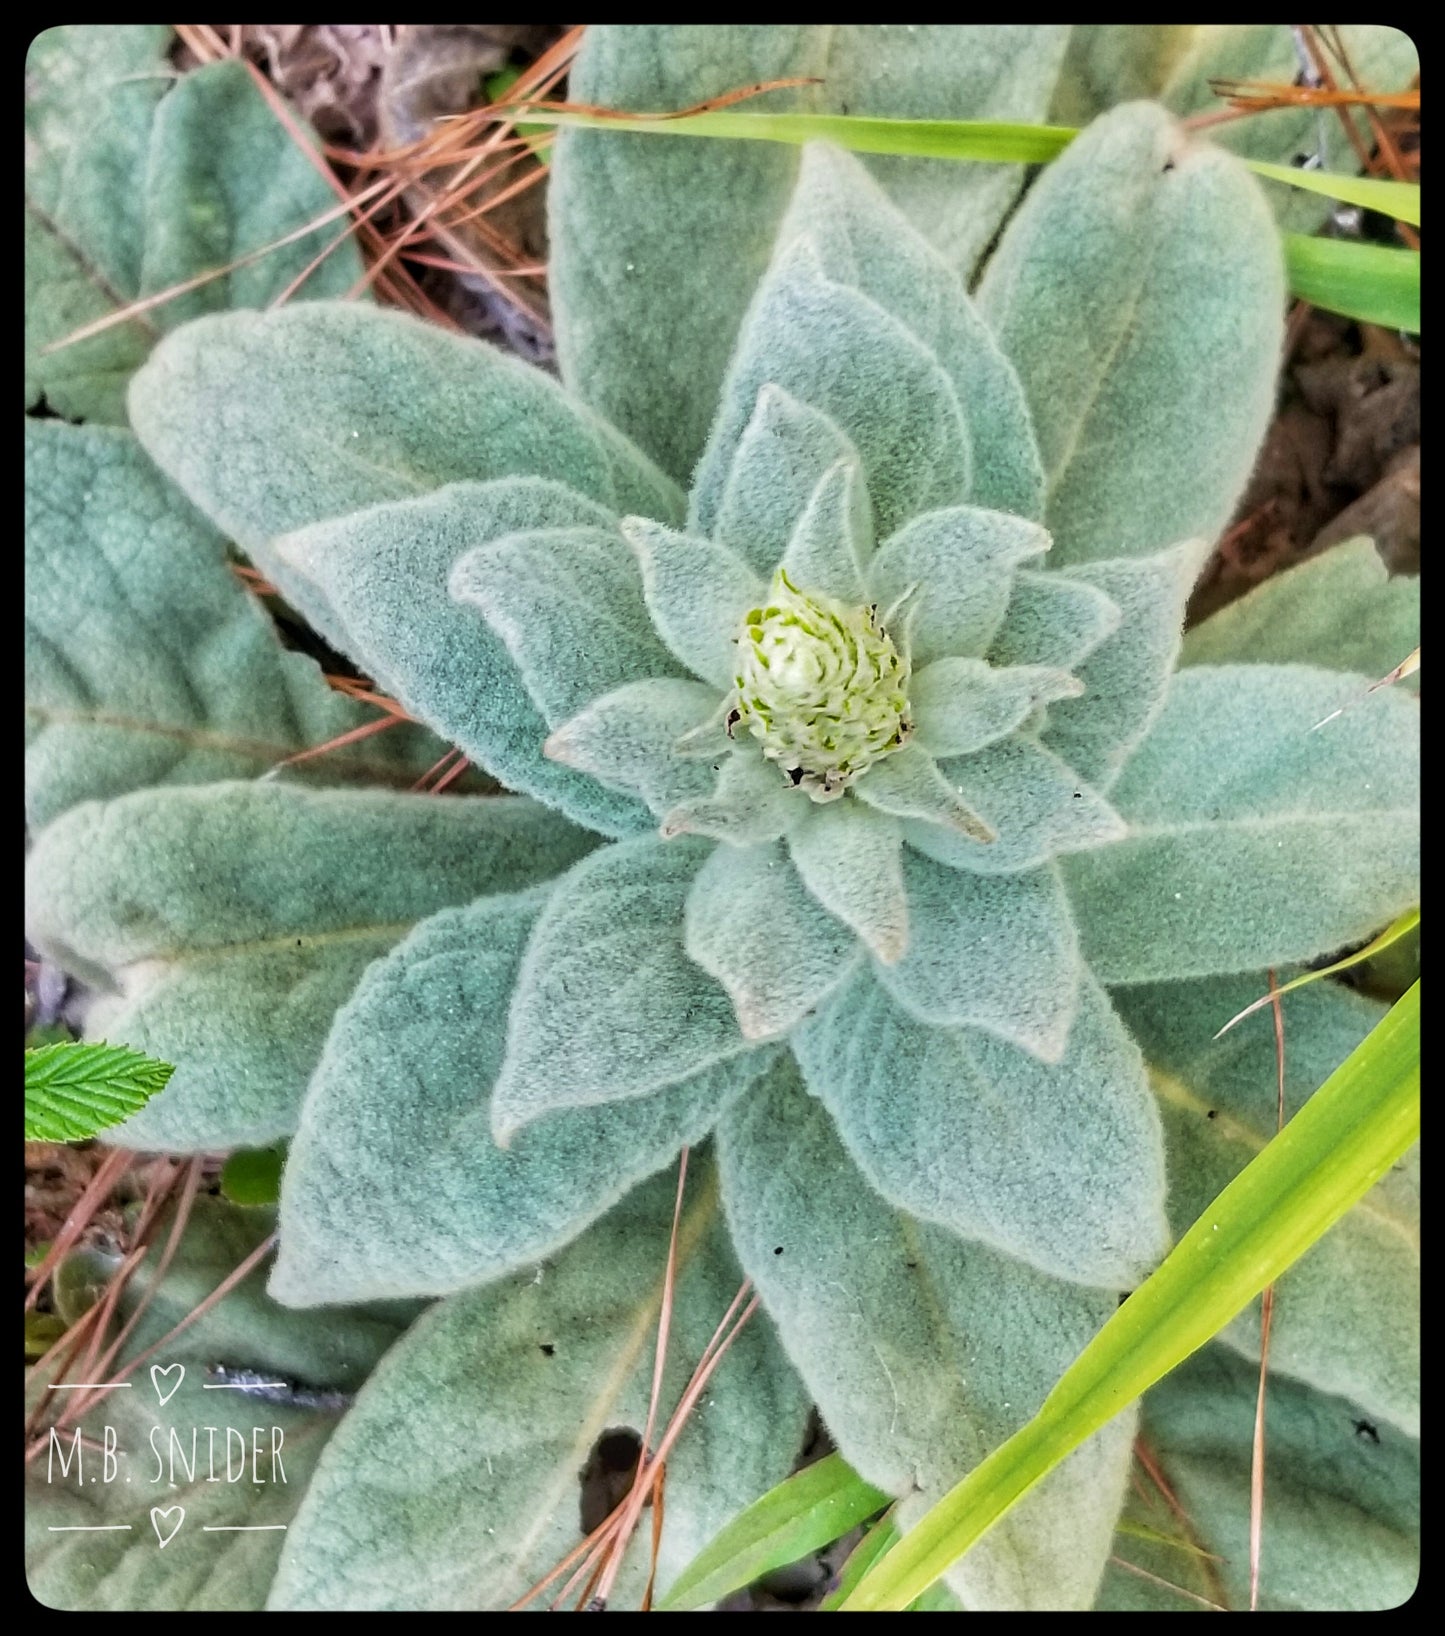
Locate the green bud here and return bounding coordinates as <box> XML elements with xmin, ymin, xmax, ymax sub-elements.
<box><xmin>730</xmin><ymin>568</ymin><xmax>912</xmax><ymax>801</ymax></box>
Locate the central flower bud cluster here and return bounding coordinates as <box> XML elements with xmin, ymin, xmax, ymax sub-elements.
<box><xmin>730</xmin><ymin>568</ymin><xmax>911</xmax><ymax>801</ymax></box>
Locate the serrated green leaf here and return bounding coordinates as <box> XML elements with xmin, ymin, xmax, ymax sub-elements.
<box><xmin>26</xmin><ymin>31</ymin><xmax>364</xmax><ymax>423</ymax></box>
<box><xmin>490</xmin><ymin>837</ymin><xmax>755</xmax><ymax>1141</ymax></box>
<box><xmin>25</xmin><ymin>420</ymin><xmax>432</xmax><ymax>833</ymax></box>
<box><xmin>25</xmin><ymin>1040</ymin><xmax>174</xmax><ymax>1142</ymax></box>
<box><xmin>1066</xmin><ymin>665</ymin><xmax>1419</xmax><ymax>983</ymax></box>
<box><xmin>271</xmin><ymin>891</ymin><xmax>764</xmax><ymax>1306</ymax></box>
<box><xmin>1181</xmin><ymin>538</ymin><xmax>1420</xmax><ymax>683</ymax></box>
<box><xmin>551</xmin><ymin>25</ymin><xmax>1070</xmax><ymax>486</ymax></box>
<box><xmin>795</xmin><ymin>966</ymin><xmax>1166</xmax><ymax>1287</ymax></box>
<box><xmin>1097</xmin><ymin>1346</ymin><xmax>1418</xmax><ymax>1611</ymax></box>
<box><xmin>1115</xmin><ymin>971</ymin><xmax>1418</xmax><ymax>1433</ymax></box>
<box><xmin>270</xmin><ymin>1160</ymin><xmax>812</xmax><ymax>1611</ymax></box>
<box><xmin>661</xmin><ymin>1452</ymin><xmax>889</xmax><ymax>1611</ymax></box>
<box><xmin>27</xmin><ymin>1199</ymin><xmax>416</xmax><ymax>1611</ymax></box>
<box><xmin>977</xmin><ymin>102</ymin><xmax>1284</xmax><ymax>568</ymax></box>
<box><xmin>719</xmin><ymin>1059</ymin><xmax>1135</xmax><ymax>1610</ymax></box>
<box><xmin>25</xmin><ymin>783</ymin><xmax>597</xmax><ymax>1151</ymax></box>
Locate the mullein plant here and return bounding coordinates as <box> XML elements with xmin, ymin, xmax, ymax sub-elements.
<box><xmin>26</xmin><ymin>25</ymin><xmax>1417</xmax><ymax>1612</ymax></box>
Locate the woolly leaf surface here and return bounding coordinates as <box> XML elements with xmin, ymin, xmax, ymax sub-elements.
<box><xmin>1067</xmin><ymin>665</ymin><xmax>1419</xmax><ymax>981</ymax></box>
<box><xmin>978</xmin><ymin>102</ymin><xmax>1284</xmax><ymax>567</ymax></box>
<box><xmin>271</xmin><ymin>1162</ymin><xmax>811</xmax><ymax>1611</ymax></box>
<box><xmin>25</xmin><ymin>783</ymin><xmax>596</xmax><ymax>1151</ymax></box>
<box><xmin>490</xmin><ymin>837</ymin><xmax>754</xmax><ymax>1139</ymax></box>
<box><xmin>272</xmin><ymin>893</ymin><xmax>761</xmax><ymax>1305</ymax></box>
<box><xmin>795</xmin><ymin>967</ymin><xmax>1167</xmax><ymax>1286</ymax></box>
<box><xmin>719</xmin><ymin>1062</ymin><xmax>1135</xmax><ymax>1611</ymax></box>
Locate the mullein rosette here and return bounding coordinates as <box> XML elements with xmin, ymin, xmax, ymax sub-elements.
<box><xmin>41</xmin><ymin>87</ymin><xmax>1415</xmax><ymax>1613</ymax></box>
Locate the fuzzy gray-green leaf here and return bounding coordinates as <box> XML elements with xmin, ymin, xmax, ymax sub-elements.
<box><xmin>794</xmin><ymin>967</ymin><xmax>1167</xmax><ymax>1286</ymax></box>
<box><xmin>25</xmin><ymin>783</ymin><xmax>597</xmax><ymax>1151</ymax></box>
<box><xmin>1180</xmin><ymin>537</ymin><xmax>1420</xmax><ymax>684</ymax></box>
<box><xmin>278</xmin><ymin>479</ymin><xmax>650</xmax><ymax>838</ymax></box>
<box><xmin>765</xmin><ymin>143</ymin><xmax>1045</xmax><ymax>520</ymax></box>
<box><xmin>866</xmin><ymin>506</ymin><xmax>1050</xmax><ymax>666</ymax></box>
<box><xmin>987</xmin><ymin>570</ymin><xmax>1122</xmax><ymax>672</ymax></box>
<box><xmin>271</xmin><ymin>892</ymin><xmax>763</xmax><ymax>1305</ymax></box>
<box><xmin>684</xmin><ymin>840</ymin><xmax>862</xmax><ymax>1040</ymax></box>
<box><xmin>26</xmin><ymin>33</ymin><xmax>363</xmax><ymax>423</ymax></box>
<box><xmin>719</xmin><ymin>1061</ymin><xmax>1136</xmax><ymax>1611</ymax></box>
<box><xmin>449</xmin><ymin>522</ymin><xmax>683</xmax><ymax>724</ymax></box>
<box><xmin>876</xmin><ymin>850</ymin><xmax>1080</xmax><ymax>1060</ymax></box>
<box><xmin>789</xmin><ymin>801</ymin><xmax>908</xmax><ymax>964</ymax></box>
<box><xmin>271</xmin><ymin>1162</ymin><xmax>811</xmax><ymax>1611</ymax></box>
<box><xmin>1042</xmin><ymin>538</ymin><xmax>1211</xmax><ymax>791</ymax></box>
<box><xmin>692</xmin><ymin>240</ymin><xmax>972</xmax><ymax>543</ymax></box>
<box><xmin>544</xmin><ymin>678</ymin><xmax>724</xmax><ymax>814</ymax></box>
<box><xmin>126</xmin><ymin>302</ymin><xmax>682</xmax><ymax>661</ymax></box>
<box><xmin>551</xmin><ymin>25</ymin><xmax>1070</xmax><ymax>486</ymax></box>
<box><xmin>711</xmin><ymin>387</ymin><xmax>863</xmax><ymax>575</ymax></box>
<box><xmin>978</xmin><ymin>102</ymin><xmax>1284</xmax><ymax>567</ymax></box>
<box><xmin>906</xmin><ymin>736</ymin><xmax>1126</xmax><ymax>877</ymax></box>
<box><xmin>490</xmin><ymin>837</ymin><xmax>754</xmax><ymax>1140</ymax></box>
<box><xmin>780</xmin><ymin>456</ymin><xmax>872</xmax><ymax>603</ymax></box>
<box><xmin>25</xmin><ymin>420</ymin><xmax>427</xmax><ymax>832</ymax></box>
<box><xmin>623</xmin><ymin>518</ymin><xmax>764</xmax><ymax>690</ymax></box>
<box><xmin>1067</xmin><ymin>665</ymin><xmax>1419</xmax><ymax>983</ymax></box>
<box><xmin>911</xmin><ymin>658</ymin><xmax>1083</xmax><ymax>759</ymax></box>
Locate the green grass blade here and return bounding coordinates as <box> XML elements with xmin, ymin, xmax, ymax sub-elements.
<box><xmin>1244</xmin><ymin>161</ymin><xmax>1419</xmax><ymax>226</ymax></box>
<box><xmin>516</xmin><ymin>106</ymin><xmax>1079</xmax><ymax>164</ymax></box>
<box><xmin>24</xmin><ymin>1040</ymin><xmax>175</xmax><ymax>1142</ymax></box>
<box><xmin>522</xmin><ymin>106</ymin><xmax>1418</xmax><ymax>235</ymax></box>
<box><xmin>1282</xmin><ymin>234</ymin><xmax>1420</xmax><ymax>332</ymax></box>
<box><xmin>818</xmin><ymin>1514</ymin><xmax>900</xmax><ymax>1611</ymax></box>
<box><xmin>656</xmin><ymin>1451</ymin><xmax>889</xmax><ymax>1610</ymax></box>
<box><xmin>840</xmin><ymin>981</ymin><xmax>1421</xmax><ymax>1611</ymax></box>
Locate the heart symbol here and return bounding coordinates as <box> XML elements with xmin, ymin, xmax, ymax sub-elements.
<box><xmin>151</xmin><ymin>1506</ymin><xmax>184</xmax><ymax>1548</ymax></box>
<box><xmin>150</xmin><ymin>1363</ymin><xmax>185</xmax><ymax>1406</ymax></box>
